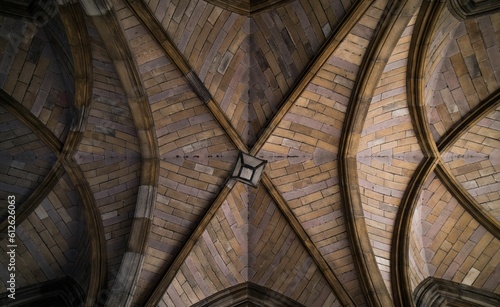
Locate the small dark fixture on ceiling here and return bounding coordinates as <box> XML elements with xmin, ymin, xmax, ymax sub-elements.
<box><xmin>231</xmin><ymin>152</ymin><xmax>267</xmax><ymax>187</ymax></box>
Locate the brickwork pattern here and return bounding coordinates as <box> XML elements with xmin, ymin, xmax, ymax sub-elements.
<box><xmin>405</xmin><ymin>5</ymin><xmax>500</xmax><ymax>299</ymax></box>
<box><xmin>357</xmin><ymin>11</ymin><xmax>421</xmax><ymax>293</ymax></box>
<box><xmin>424</xmin><ymin>8</ymin><xmax>458</xmax><ymax>100</ymax></box>
<box><xmin>160</xmin><ymin>183</ymin><xmax>341</xmax><ymax>306</ymax></box>
<box><xmin>75</xmin><ymin>20</ymin><xmax>142</xmax><ymax>289</ymax></box>
<box><xmin>144</xmin><ymin>0</ymin><xmax>355</xmax><ymax>145</ymax></box>
<box><xmin>0</xmin><ymin>106</ymin><xmax>56</xmax><ymax>206</ymax></box>
<box><xmin>427</xmin><ymin>12</ymin><xmax>500</xmax><ymax>141</ymax></box>
<box><xmin>255</xmin><ymin>2</ymin><xmax>387</xmax><ymax>303</ymax></box>
<box><xmin>159</xmin><ymin>186</ymin><xmax>248</xmax><ymax>306</ymax></box>
<box><xmin>0</xmin><ymin>18</ymin><xmax>72</xmax><ymax>143</ymax></box>
<box><xmin>261</xmin><ymin>154</ymin><xmax>365</xmax><ymax>303</ymax></box>
<box><xmin>247</xmin><ymin>186</ymin><xmax>340</xmax><ymax>306</ymax></box>
<box><xmin>256</xmin><ymin>2</ymin><xmax>388</xmax><ymax>304</ymax></box>
<box><xmin>444</xmin><ymin>105</ymin><xmax>500</xmax><ymax>220</ymax></box>
<box><xmin>0</xmin><ymin>174</ymin><xmax>89</xmax><ymax>292</ymax></box>
<box><xmin>410</xmin><ymin>175</ymin><xmax>500</xmax><ymax>293</ymax></box>
<box><xmin>113</xmin><ymin>4</ymin><xmax>241</xmax><ymax>300</ymax></box>
<box><xmin>1</xmin><ymin>0</ymin><xmax>500</xmax><ymax>304</ymax></box>
<box><xmin>135</xmin><ymin>157</ymin><xmax>233</xmax><ymax>297</ymax></box>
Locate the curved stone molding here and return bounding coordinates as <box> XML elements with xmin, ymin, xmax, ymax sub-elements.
<box><xmin>448</xmin><ymin>0</ymin><xmax>500</xmax><ymax>20</ymax></box>
<box><xmin>391</xmin><ymin>1</ymin><xmax>447</xmax><ymax>305</ymax></box>
<box><xmin>3</xmin><ymin>0</ymin><xmax>498</xmax><ymax>306</ymax></box>
<box><xmin>406</xmin><ymin>1</ymin><xmax>443</xmax><ymax>158</ymax></box>
<box><xmin>434</xmin><ymin>164</ymin><xmax>500</xmax><ymax>239</ymax></box>
<box><xmin>1</xmin><ymin>4</ymin><xmax>105</xmax><ymax>304</ymax></box>
<box><xmin>0</xmin><ymin>161</ymin><xmax>65</xmax><ymax>234</ymax></box>
<box><xmin>0</xmin><ymin>90</ymin><xmax>64</xmax><ymax>233</ymax></box>
<box><xmin>414</xmin><ymin>277</ymin><xmax>500</xmax><ymax>306</ymax></box>
<box><xmin>59</xmin><ymin>3</ymin><xmax>108</xmax><ymax>306</ymax></box>
<box><xmin>394</xmin><ymin>1</ymin><xmax>500</xmax><ymax>305</ymax></box>
<box><xmin>84</xmin><ymin>6</ymin><xmax>160</xmax><ymax>307</ymax></box>
<box><xmin>191</xmin><ymin>282</ymin><xmax>305</xmax><ymax>307</ymax></box>
<box><xmin>120</xmin><ymin>2</ymin><xmax>374</xmax><ymax>306</ymax></box>
<box><xmin>63</xmin><ymin>162</ymin><xmax>107</xmax><ymax>307</ymax></box>
<box><xmin>59</xmin><ymin>1</ymin><xmax>93</xmax><ymax>157</ymax></box>
<box><xmin>338</xmin><ymin>0</ymin><xmax>422</xmax><ymax>305</ymax></box>
<box><xmin>437</xmin><ymin>89</ymin><xmax>500</xmax><ymax>153</ymax></box>
<box><xmin>0</xmin><ymin>89</ymin><xmax>63</xmax><ymax>154</ymax></box>
<box><xmin>391</xmin><ymin>157</ymin><xmax>439</xmax><ymax>306</ymax></box>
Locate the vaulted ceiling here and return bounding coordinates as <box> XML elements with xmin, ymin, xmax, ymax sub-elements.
<box><xmin>0</xmin><ymin>0</ymin><xmax>499</xmax><ymax>306</ymax></box>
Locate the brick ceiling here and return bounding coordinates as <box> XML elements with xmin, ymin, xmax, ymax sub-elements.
<box><xmin>0</xmin><ymin>0</ymin><xmax>499</xmax><ymax>306</ymax></box>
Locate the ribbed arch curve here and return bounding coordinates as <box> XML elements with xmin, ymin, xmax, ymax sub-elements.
<box><xmin>406</xmin><ymin>1</ymin><xmax>444</xmax><ymax>158</ymax></box>
<box><xmin>119</xmin><ymin>1</ymin><xmax>370</xmax><ymax>305</ymax></box>
<box><xmin>355</xmin><ymin>5</ymin><xmax>423</xmax><ymax>297</ymax></box>
<box><xmin>151</xmin><ymin>179</ymin><xmax>349</xmax><ymax>307</ymax></box>
<box><xmin>60</xmin><ymin>162</ymin><xmax>108</xmax><ymax>307</ymax></box>
<box><xmin>391</xmin><ymin>1</ymin><xmax>448</xmax><ymax>305</ymax></box>
<box><xmin>0</xmin><ymin>92</ymin><xmax>62</xmax><ymax>230</ymax></box>
<box><xmin>425</xmin><ymin>10</ymin><xmax>500</xmax><ymax>143</ymax></box>
<box><xmin>437</xmin><ymin>89</ymin><xmax>500</xmax><ymax>153</ymax></box>
<box><xmin>0</xmin><ymin>12</ymin><xmax>76</xmax><ymax>146</ymax></box>
<box><xmin>0</xmin><ymin>173</ymin><xmax>91</xmax><ymax>293</ymax></box>
<box><xmin>123</xmin><ymin>0</ymin><xmax>247</xmax><ymax>153</ymax></box>
<box><xmin>248</xmin><ymin>14</ymin><xmax>384</xmax><ymax>303</ymax></box>
<box><xmin>436</xmin><ymin>88</ymin><xmax>500</xmax><ymax>234</ymax></box>
<box><xmin>58</xmin><ymin>2</ymin><xmax>107</xmax><ymax>305</ymax></box>
<box><xmin>144</xmin><ymin>179</ymin><xmax>236</xmax><ymax>307</ymax></box>
<box><xmin>114</xmin><ymin>1</ymin><xmax>243</xmax><ymax>305</ymax></box>
<box><xmin>338</xmin><ymin>0</ymin><xmax>422</xmax><ymax>305</ymax></box>
<box><xmin>434</xmin><ymin>163</ymin><xmax>500</xmax><ymax>238</ymax></box>
<box><xmin>74</xmin><ymin>1</ymin><xmax>160</xmax><ymax>306</ymax></box>
<box><xmin>0</xmin><ymin>2</ymin><xmax>107</xmax><ymax>303</ymax></box>
<box><xmin>392</xmin><ymin>1</ymin><xmax>500</xmax><ymax>305</ymax></box>
<box><xmin>408</xmin><ymin>174</ymin><xmax>500</xmax><ymax>297</ymax></box>
<box><xmin>248</xmin><ymin>1</ymin><xmax>396</xmax><ymax>305</ymax></box>
<box><xmin>58</xmin><ymin>2</ymin><xmax>94</xmax><ymax>157</ymax></box>
<box><xmin>261</xmin><ymin>174</ymin><xmax>355</xmax><ymax>306</ymax></box>
<box><xmin>0</xmin><ymin>0</ymin><xmax>94</xmax><ymax>249</ymax></box>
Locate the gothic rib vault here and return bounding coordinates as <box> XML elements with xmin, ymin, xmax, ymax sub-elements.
<box><xmin>0</xmin><ymin>0</ymin><xmax>499</xmax><ymax>306</ymax></box>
